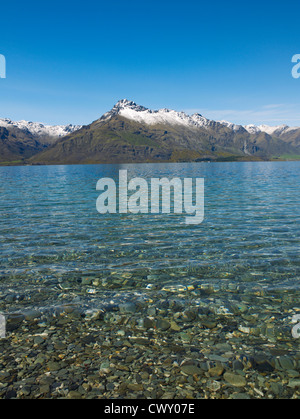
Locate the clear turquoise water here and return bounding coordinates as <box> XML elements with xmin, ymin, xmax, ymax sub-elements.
<box><xmin>0</xmin><ymin>161</ymin><xmax>299</xmax><ymax>311</ymax></box>
<box><xmin>1</xmin><ymin>161</ymin><xmax>299</xmax><ymax>399</ymax></box>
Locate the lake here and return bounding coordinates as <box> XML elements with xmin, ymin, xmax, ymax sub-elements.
<box><xmin>0</xmin><ymin>161</ymin><xmax>299</xmax><ymax>399</ymax></box>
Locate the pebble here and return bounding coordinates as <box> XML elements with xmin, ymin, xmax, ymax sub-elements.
<box><xmin>67</xmin><ymin>391</ymin><xmax>82</xmax><ymax>399</ymax></box>
<box><xmin>47</xmin><ymin>362</ymin><xmax>60</xmax><ymax>372</ymax></box>
<box><xmin>208</xmin><ymin>354</ymin><xmax>228</xmax><ymax>363</ymax></box>
<box><xmin>207</xmin><ymin>380</ymin><xmax>221</xmax><ymax>392</ymax></box>
<box><xmin>287</xmin><ymin>379</ymin><xmax>300</xmax><ymax>388</ymax></box>
<box><xmin>143</xmin><ymin>318</ymin><xmax>154</xmax><ymax>329</ymax></box>
<box><xmin>224</xmin><ymin>372</ymin><xmax>247</xmax><ymax>387</ymax></box>
<box><xmin>33</xmin><ymin>336</ymin><xmax>44</xmax><ymax>345</ymax></box>
<box><xmin>1</xmin><ymin>274</ymin><xmax>299</xmax><ymax>400</ymax></box>
<box><xmin>170</xmin><ymin>320</ymin><xmax>181</xmax><ymax>331</ymax></box>
<box><xmin>201</xmin><ymin>320</ymin><xmax>217</xmax><ymax>329</ymax></box>
<box><xmin>39</xmin><ymin>384</ymin><xmax>50</xmax><ymax>394</ymax></box>
<box><xmin>279</xmin><ymin>357</ymin><xmax>295</xmax><ymax>371</ymax></box>
<box><xmin>6</xmin><ymin>314</ymin><xmax>24</xmax><ymax>331</ymax></box>
<box><xmin>119</xmin><ymin>303</ymin><xmax>137</xmax><ymax>314</ymax></box>
<box><xmin>156</xmin><ymin>319</ymin><xmax>170</xmax><ymax>331</ymax></box>
<box><xmin>208</xmin><ymin>363</ymin><xmax>224</xmax><ymax>377</ymax></box>
<box><xmin>181</xmin><ymin>364</ymin><xmax>202</xmax><ymax>376</ymax></box>
<box><xmin>24</xmin><ymin>310</ymin><xmax>42</xmax><ymax>322</ymax></box>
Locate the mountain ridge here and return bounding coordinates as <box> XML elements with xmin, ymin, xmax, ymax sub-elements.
<box><xmin>0</xmin><ymin>118</ymin><xmax>81</xmax><ymax>144</ymax></box>
<box><xmin>1</xmin><ymin>99</ymin><xmax>300</xmax><ymax>165</ymax></box>
<box><xmin>0</xmin><ymin>118</ymin><xmax>82</xmax><ymax>164</ymax></box>
<box><xmin>29</xmin><ymin>99</ymin><xmax>300</xmax><ymax>165</ymax></box>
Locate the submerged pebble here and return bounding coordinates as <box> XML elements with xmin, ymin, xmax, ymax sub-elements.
<box><xmin>0</xmin><ymin>270</ymin><xmax>299</xmax><ymax>400</ymax></box>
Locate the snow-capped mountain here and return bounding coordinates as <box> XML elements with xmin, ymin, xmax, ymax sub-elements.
<box><xmin>27</xmin><ymin>99</ymin><xmax>300</xmax><ymax>166</ymax></box>
<box><xmin>101</xmin><ymin>99</ymin><xmax>212</xmax><ymax>129</ymax></box>
<box><xmin>1</xmin><ymin>100</ymin><xmax>298</xmax><ymax>142</ymax></box>
<box><xmin>101</xmin><ymin>100</ymin><xmax>300</xmax><ymax>137</ymax></box>
<box><xmin>0</xmin><ymin>118</ymin><xmax>82</xmax><ymax>139</ymax></box>
<box><xmin>216</xmin><ymin>120</ymin><xmax>246</xmax><ymax>132</ymax></box>
<box><xmin>219</xmin><ymin>121</ymin><xmax>298</xmax><ymax>136</ymax></box>
<box><xmin>1</xmin><ymin>99</ymin><xmax>300</xmax><ymax>165</ymax></box>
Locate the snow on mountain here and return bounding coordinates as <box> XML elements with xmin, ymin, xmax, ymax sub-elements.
<box><xmin>2</xmin><ymin>100</ymin><xmax>299</xmax><ymax>141</ymax></box>
<box><xmin>244</xmin><ymin>124</ymin><xmax>298</xmax><ymax>136</ymax></box>
<box><xmin>0</xmin><ymin>118</ymin><xmax>82</xmax><ymax>138</ymax></box>
<box><xmin>101</xmin><ymin>99</ymin><xmax>212</xmax><ymax>129</ymax></box>
<box><xmin>104</xmin><ymin>100</ymin><xmax>299</xmax><ymax>136</ymax></box>
<box><xmin>243</xmin><ymin>124</ymin><xmax>262</xmax><ymax>135</ymax></box>
<box><xmin>218</xmin><ymin>120</ymin><xmax>299</xmax><ymax>136</ymax></box>
<box><xmin>217</xmin><ymin>120</ymin><xmax>244</xmax><ymax>131</ymax></box>
<box><xmin>244</xmin><ymin>124</ymin><xmax>282</xmax><ymax>135</ymax></box>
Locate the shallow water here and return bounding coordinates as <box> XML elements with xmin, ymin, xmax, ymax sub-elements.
<box><xmin>0</xmin><ymin>161</ymin><xmax>299</xmax><ymax>399</ymax></box>
<box><xmin>1</xmin><ymin>162</ymin><xmax>299</xmax><ymax>294</ymax></box>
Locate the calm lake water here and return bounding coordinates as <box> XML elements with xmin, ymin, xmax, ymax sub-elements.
<box><xmin>1</xmin><ymin>161</ymin><xmax>299</xmax><ymax>297</ymax></box>
<box><xmin>0</xmin><ymin>161</ymin><xmax>299</xmax><ymax>399</ymax></box>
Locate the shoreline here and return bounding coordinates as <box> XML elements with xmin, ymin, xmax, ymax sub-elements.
<box><xmin>1</xmin><ymin>158</ymin><xmax>300</xmax><ymax>168</ymax></box>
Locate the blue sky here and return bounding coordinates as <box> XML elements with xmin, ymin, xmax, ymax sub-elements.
<box><xmin>0</xmin><ymin>0</ymin><xmax>300</xmax><ymax>126</ymax></box>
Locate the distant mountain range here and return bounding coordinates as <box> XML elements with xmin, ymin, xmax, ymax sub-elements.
<box><xmin>0</xmin><ymin>118</ymin><xmax>81</xmax><ymax>164</ymax></box>
<box><xmin>1</xmin><ymin>99</ymin><xmax>300</xmax><ymax>165</ymax></box>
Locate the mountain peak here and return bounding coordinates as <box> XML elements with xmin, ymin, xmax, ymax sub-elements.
<box><xmin>100</xmin><ymin>100</ymin><xmax>212</xmax><ymax>129</ymax></box>
<box><xmin>99</xmin><ymin>100</ymin><xmax>300</xmax><ymax>137</ymax></box>
<box><xmin>114</xmin><ymin>99</ymin><xmax>136</xmax><ymax>107</ymax></box>
<box><xmin>113</xmin><ymin>99</ymin><xmax>148</xmax><ymax>112</ymax></box>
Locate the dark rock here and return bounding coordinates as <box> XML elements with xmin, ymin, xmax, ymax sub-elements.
<box><xmin>6</xmin><ymin>313</ymin><xmax>25</xmax><ymax>331</ymax></box>
<box><xmin>143</xmin><ymin>317</ymin><xmax>154</xmax><ymax>329</ymax></box>
<box><xmin>232</xmin><ymin>360</ymin><xmax>244</xmax><ymax>371</ymax></box>
<box><xmin>279</xmin><ymin>356</ymin><xmax>295</xmax><ymax>370</ymax></box>
<box><xmin>254</xmin><ymin>360</ymin><xmax>274</xmax><ymax>373</ymax></box>
<box><xmin>5</xmin><ymin>390</ymin><xmax>17</xmax><ymax>399</ymax></box>
<box><xmin>156</xmin><ymin>319</ymin><xmax>170</xmax><ymax>331</ymax></box>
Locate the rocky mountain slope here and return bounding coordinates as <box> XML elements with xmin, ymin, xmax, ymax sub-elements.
<box><xmin>221</xmin><ymin>121</ymin><xmax>300</xmax><ymax>153</ymax></box>
<box><xmin>0</xmin><ymin>119</ymin><xmax>81</xmax><ymax>164</ymax></box>
<box><xmin>29</xmin><ymin>100</ymin><xmax>300</xmax><ymax>165</ymax></box>
<box><xmin>0</xmin><ymin>126</ymin><xmax>45</xmax><ymax>163</ymax></box>
<box><xmin>1</xmin><ymin>100</ymin><xmax>300</xmax><ymax>165</ymax></box>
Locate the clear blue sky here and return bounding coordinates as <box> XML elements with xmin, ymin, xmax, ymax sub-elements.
<box><xmin>0</xmin><ymin>0</ymin><xmax>300</xmax><ymax>126</ymax></box>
